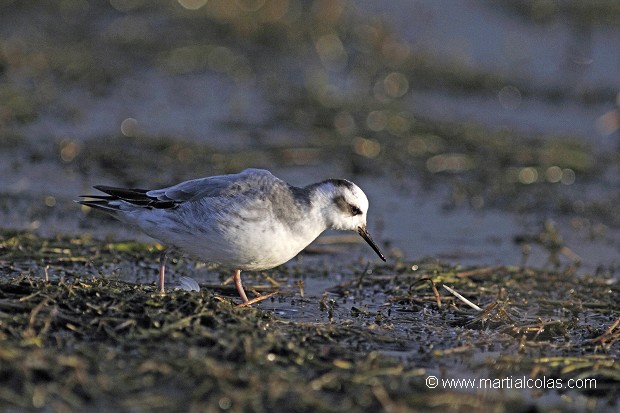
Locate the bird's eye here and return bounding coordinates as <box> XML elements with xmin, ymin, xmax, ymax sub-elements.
<box><xmin>334</xmin><ymin>196</ymin><xmax>363</xmax><ymax>216</ymax></box>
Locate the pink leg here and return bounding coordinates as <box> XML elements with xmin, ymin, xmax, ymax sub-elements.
<box><xmin>158</xmin><ymin>250</ymin><xmax>167</xmax><ymax>293</ymax></box>
<box><xmin>233</xmin><ymin>269</ymin><xmax>248</xmax><ymax>302</ymax></box>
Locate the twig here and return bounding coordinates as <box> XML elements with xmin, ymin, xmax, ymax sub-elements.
<box><xmin>355</xmin><ymin>262</ymin><xmax>371</xmax><ymax>288</ymax></box>
<box><xmin>415</xmin><ymin>277</ymin><xmax>441</xmax><ymax>308</ymax></box>
<box><xmin>263</xmin><ymin>274</ymin><xmax>281</xmax><ymax>287</ymax></box>
<box><xmin>297</xmin><ymin>279</ymin><xmax>304</xmax><ymax>299</ymax></box>
<box><xmin>371</xmin><ymin>384</ymin><xmax>397</xmax><ymax>413</ymax></box>
<box><xmin>236</xmin><ymin>291</ymin><xmax>279</xmax><ymax>308</ymax></box>
<box><xmin>455</xmin><ymin>266</ymin><xmax>498</xmax><ymax>278</ymax></box>
<box><xmin>589</xmin><ymin>315</ymin><xmax>620</xmax><ymax>345</ymax></box>
<box><xmin>442</xmin><ymin>285</ymin><xmax>481</xmax><ymax>311</ymax></box>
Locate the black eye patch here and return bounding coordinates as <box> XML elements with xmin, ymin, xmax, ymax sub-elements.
<box><xmin>350</xmin><ymin>205</ymin><xmax>362</xmax><ymax>216</ymax></box>
<box><xmin>334</xmin><ymin>196</ymin><xmax>362</xmax><ymax>216</ymax></box>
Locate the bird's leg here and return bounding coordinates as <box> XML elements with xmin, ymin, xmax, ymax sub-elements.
<box><xmin>233</xmin><ymin>269</ymin><xmax>249</xmax><ymax>303</ymax></box>
<box><xmin>158</xmin><ymin>249</ymin><xmax>167</xmax><ymax>293</ymax></box>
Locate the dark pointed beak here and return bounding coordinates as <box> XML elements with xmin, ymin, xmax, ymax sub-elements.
<box><xmin>357</xmin><ymin>225</ymin><xmax>386</xmax><ymax>262</ymax></box>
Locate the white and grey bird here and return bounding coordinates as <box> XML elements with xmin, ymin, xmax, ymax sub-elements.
<box><xmin>78</xmin><ymin>168</ymin><xmax>386</xmax><ymax>302</ymax></box>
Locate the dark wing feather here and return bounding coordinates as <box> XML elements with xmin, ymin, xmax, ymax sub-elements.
<box><xmin>81</xmin><ymin>185</ymin><xmax>177</xmax><ymax>209</ymax></box>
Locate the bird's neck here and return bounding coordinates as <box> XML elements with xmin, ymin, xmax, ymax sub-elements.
<box><xmin>305</xmin><ymin>181</ymin><xmax>338</xmax><ymax>229</ymax></box>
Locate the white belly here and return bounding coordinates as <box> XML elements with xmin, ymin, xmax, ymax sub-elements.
<box><xmin>134</xmin><ymin>207</ymin><xmax>324</xmax><ymax>271</ymax></box>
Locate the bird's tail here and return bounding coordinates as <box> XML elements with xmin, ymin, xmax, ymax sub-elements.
<box><xmin>76</xmin><ymin>185</ymin><xmax>151</xmax><ymax>214</ymax></box>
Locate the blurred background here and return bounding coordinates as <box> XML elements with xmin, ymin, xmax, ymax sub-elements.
<box><xmin>1</xmin><ymin>0</ymin><xmax>619</xmax><ymax>273</ymax></box>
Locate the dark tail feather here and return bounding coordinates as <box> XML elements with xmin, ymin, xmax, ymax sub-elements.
<box><xmin>79</xmin><ymin>185</ymin><xmax>177</xmax><ymax>209</ymax></box>
<box><xmin>75</xmin><ymin>199</ymin><xmax>121</xmax><ymax>213</ymax></box>
<box><xmin>93</xmin><ymin>185</ymin><xmax>151</xmax><ymax>203</ymax></box>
